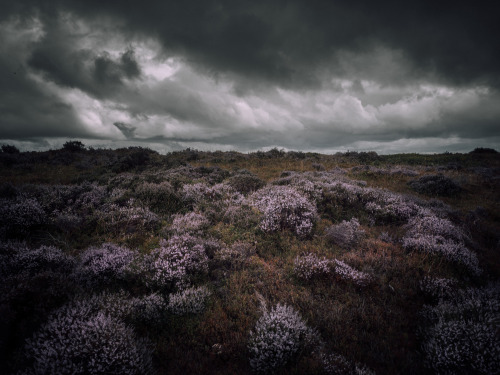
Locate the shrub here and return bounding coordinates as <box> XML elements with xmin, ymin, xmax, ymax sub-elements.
<box><xmin>419</xmin><ymin>277</ymin><xmax>457</xmax><ymax>301</ymax></box>
<box><xmin>248</xmin><ymin>304</ymin><xmax>316</xmax><ymax>373</ymax></box>
<box><xmin>135</xmin><ymin>181</ymin><xmax>183</xmax><ymax>214</ymax></box>
<box><xmin>77</xmin><ymin>243</ymin><xmax>135</xmax><ymax>286</ymax></box>
<box><xmin>167</xmin><ymin>285</ymin><xmax>211</xmax><ymax>315</ymax></box>
<box><xmin>325</xmin><ymin>218</ymin><xmax>365</xmax><ymax>249</ymax></box>
<box><xmin>170</xmin><ymin>212</ymin><xmax>210</xmax><ymax>234</ymax></box>
<box><xmin>293</xmin><ymin>253</ymin><xmax>330</xmax><ymax>280</ymax></box>
<box><xmin>22</xmin><ymin>300</ymin><xmax>153</xmax><ymax>375</ymax></box>
<box><xmin>421</xmin><ymin>284</ymin><xmax>500</xmax><ymax>374</ymax></box>
<box><xmin>0</xmin><ymin>196</ymin><xmax>46</xmax><ymax>236</ymax></box>
<box><xmin>249</xmin><ymin>185</ymin><xmax>318</xmax><ymax>238</ymax></box>
<box><xmin>95</xmin><ymin>200</ymin><xmax>159</xmax><ymax>234</ymax></box>
<box><xmin>62</xmin><ymin>140</ymin><xmax>86</xmax><ymax>152</ymax></box>
<box><xmin>226</xmin><ymin>173</ymin><xmax>265</xmax><ymax>195</ymax></box>
<box><xmin>147</xmin><ymin>234</ymin><xmax>209</xmax><ymax>290</ymax></box>
<box><xmin>332</xmin><ymin>260</ymin><xmax>372</xmax><ymax>287</ymax></box>
<box><xmin>1</xmin><ymin>144</ymin><xmax>20</xmax><ymax>154</ymax></box>
<box><xmin>408</xmin><ymin>174</ymin><xmax>461</xmax><ymax>197</ymax></box>
<box><xmin>402</xmin><ymin>214</ymin><xmax>480</xmax><ymax>274</ymax></box>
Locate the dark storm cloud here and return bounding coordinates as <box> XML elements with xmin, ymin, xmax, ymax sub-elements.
<box><xmin>28</xmin><ymin>20</ymin><xmax>142</xmax><ymax>100</ymax></box>
<box><xmin>113</xmin><ymin>122</ymin><xmax>136</xmax><ymax>139</ymax></box>
<box><xmin>6</xmin><ymin>0</ymin><xmax>498</xmax><ymax>89</ymax></box>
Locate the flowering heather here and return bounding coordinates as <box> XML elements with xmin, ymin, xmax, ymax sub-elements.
<box><xmin>135</xmin><ymin>181</ymin><xmax>182</xmax><ymax>214</ymax></box>
<box><xmin>95</xmin><ymin>200</ymin><xmax>159</xmax><ymax>233</ymax></box>
<box><xmin>248</xmin><ymin>304</ymin><xmax>316</xmax><ymax>373</ymax></box>
<box><xmin>77</xmin><ymin>243</ymin><xmax>135</xmax><ymax>286</ymax></box>
<box><xmin>325</xmin><ymin>218</ymin><xmax>365</xmax><ymax>249</ymax></box>
<box><xmin>365</xmin><ymin>193</ymin><xmax>421</xmax><ymax>224</ymax></box>
<box><xmin>22</xmin><ymin>300</ymin><xmax>153</xmax><ymax>375</ymax></box>
<box><xmin>293</xmin><ymin>253</ymin><xmax>330</xmax><ymax>280</ymax></box>
<box><xmin>402</xmin><ymin>214</ymin><xmax>480</xmax><ymax>274</ymax></box>
<box><xmin>408</xmin><ymin>174</ymin><xmax>462</xmax><ymax>197</ymax></box>
<box><xmin>148</xmin><ymin>234</ymin><xmax>209</xmax><ymax>290</ymax></box>
<box><xmin>2</xmin><ymin>243</ymin><xmax>75</xmax><ymax>277</ymax></box>
<box><xmin>170</xmin><ymin>212</ymin><xmax>210</xmax><ymax>234</ymax></box>
<box><xmin>182</xmin><ymin>182</ymin><xmax>243</xmax><ymax>206</ymax></box>
<box><xmin>0</xmin><ymin>196</ymin><xmax>46</xmax><ymax>235</ymax></box>
<box><xmin>419</xmin><ymin>277</ymin><xmax>457</xmax><ymax>300</ymax></box>
<box><xmin>421</xmin><ymin>284</ymin><xmax>500</xmax><ymax>374</ymax></box>
<box><xmin>249</xmin><ymin>185</ymin><xmax>318</xmax><ymax>238</ymax></box>
<box><xmin>333</xmin><ymin>260</ymin><xmax>372</xmax><ymax>287</ymax></box>
<box><xmin>167</xmin><ymin>285</ymin><xmax>211</xmax><ymax>315</ymax></box>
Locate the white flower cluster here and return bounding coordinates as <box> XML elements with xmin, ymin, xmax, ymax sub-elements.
<box><xmin>170</xmin><ymin>212</ymin><xmax>210</xmax><ymax>234</ymax></box>
<box><xmin>22</xmin><ymin>299</ymin><xmax>153</xmax><ymax>375</ymax></box>
<box><xmin>293</xmin><ymin>253</ymin><xmax>330</xmax><ymax>280</ymax></box>
<box><xmin>250</xmin><ymin>185</ymin><xmax>318</xmax><ymax>238</ymax></box>
<box><xmin>77</xmin><ymin>243</ymin><xmax>135</xmax><ymax>286</ymax></box>
<box><xmin>248</xmin><ymin>304</ymin><xmax>315</xmax><ymax>373</ymax></box>
<box><xmin>167</xmin><ymin>285</ymin><xmax>211</xmax><ymax>315</ymax></box>
<box><xmin>402</xmin><ymin>213</ymin><xmax>481</xmax><ymax>274</ymax></box>
<box><xmin>148</xmin><ymin>234</ymin><xmax>209</xmax><ymax>290</ymax></box>
<box><xmin>333</xmin><ymin>260</ymin><xmax>372</xmax><ymax>287</ymax></box>
<box><xmin>325</xmin><ymin>218</ymin><xmax>365</xmax><ymax>249</ymax></box>
<box><xmin>421</xmin><ymin>284</ymin><xmax>499</xmax><ymax>374</ymax></box>
<box><xmin>95</xmin><ymin>199</ymin><xmax>159</xmax><ymax>233</ymax></box>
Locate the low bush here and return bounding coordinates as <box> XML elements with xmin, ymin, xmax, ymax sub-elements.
<box><xmin>325</xmin><ymin>218</ymin><xmax>365</xmax><ymax>249</ymax></box>
<box><xmin>408</xmin><ymin>174</ymin><xmax>461</xmax><ymax>197</ymax></box>
<box><xmin>248</xmin><ymin>304</ymin><xmax>316</xmax><ymax>373</ymax></box>
<box><xmin>167</xmin><ymin>285</ymin><xmax>211</xmax><ymax>315</ymax></box>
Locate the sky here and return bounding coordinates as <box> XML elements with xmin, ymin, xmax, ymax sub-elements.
<box><xmin>1</xmin><ymin>0</ymin><xmax>499</xmax><ymax>154</ymax></box>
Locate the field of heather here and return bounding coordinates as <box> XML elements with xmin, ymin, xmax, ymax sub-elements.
<box><xmin>0</xmin><ymin>144</ymin><xmax>499</xmax><ymax>375</ymax></box>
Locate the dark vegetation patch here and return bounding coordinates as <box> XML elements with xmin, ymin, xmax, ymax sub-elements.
<box><xmin>0</xmin><ymin>143</ymin><xmax>499</xmax><ymax>374</ymax></box>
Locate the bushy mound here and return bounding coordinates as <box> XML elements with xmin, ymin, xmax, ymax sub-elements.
<box><xmin>408</xmin><ymin>174</ymin><xmax>461</xmax><ymax>196</ymax></box>
<box><xmin>22</xmin><ymin>300</ymin><xmax>153</xmax><ymax>375</ymax></box>
<box><xmin>248</xmin><ymin>304</ymin><xmax>315</xmax><ymax>373</ymax></box>
<box><xmin>249</xmin><ymin>185</ymin><xmax>318</xmax><ymax>238</ymax></box>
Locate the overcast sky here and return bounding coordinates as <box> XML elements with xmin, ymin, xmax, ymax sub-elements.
<box><xmin>1</xmin><ymin>1</ymin><xmax>499</xmax><ymax>154</ymax></box>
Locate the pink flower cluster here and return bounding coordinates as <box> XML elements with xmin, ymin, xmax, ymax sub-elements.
<box><xmin>22</xmin><ymin>298</ymin><xmax>153</xmax><ymax>375</ymax></box>
<box><xmin>250</xmin><ymin>185</ymin><xmax>318</xmax><ymax>238</ymax></box>
<box><xmin>77</xmin><ymin>243</ymin><xmax>135</xmax><ymax>286</ymax></box>
<box><xmin>293</xmin><ymin>253</ymin><xmax>330</xmax><ymax>280</ymax></box>
<box><xmin>167</xmin><ymin>285</ymin><xmax>211</xmax><ymax>315</ymax></box>
<box><xmin>402</xmin><ymin>214</ymin><xmax>480</xmax><ymax>274</ymax></box>
<box><xmin>147</xmin><ymin>234</ymin><xmax>209</xmax><ymax>290</ymax></box>
<box><xmin>332</xmin><ymin>259</ymin><xmax>372</xmax><ymax>287</ymax></box>
<box><xmin>248</xmin><ymin>303</ymin><xmax>316</xmax><ymax>373</ymax></box>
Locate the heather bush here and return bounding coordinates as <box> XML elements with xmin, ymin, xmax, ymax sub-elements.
<box><xmin>0</xmin><ymin>196</ymin><xmax>46</xmax><ymax>236</ymax></box>
<box><xmin>77</xmin><ymin>243</ymin><xmax>136</xmax><ymax>286</ymax></box>
<box><xmin>293</xmin><ymin>253</ymin><xmax>330</xmax><ymax>280</ymax></box>
<box><xmin>147</xmin><ymin>234</ymin><xmax>209</xmax><ymax>290</ymax></box>
<box><xmin>167</xmin><ymin>285</ymin><xmax>211</xmax><ymax>315</ymax></box>
<box><xmin>95</xmin><ymin>200</ymin><xmax>159</xmax><ymax>234</ymax></box>
<box><xmin>1</xmin><ymin>243</ymin><xmax>75</xmax><ymax>277</ymax></box>
<box><xmin>248</xmin><ymin>304</ymin><xmax>316</xmax><ymax>373</ymax></box>
<box><xmin>332</xmin><ymin>260</ymin><xmax>372</xmax><ymax>287</ymax></box>
<box><xmin>135</xmin><ymin>181</ymin><xmax>183</xmax><ymax>214</ymax></box>
<box><xmin>325</xmin><ymin>218</ymin><xmax>365</xmax><ymax>249</ymax></box>
<box><xmin>365</xmin><ymin>193</ymin><xmax>421</xmax><ymax>224</ymax></box>
<box><xmin>21</xmin><ymin>300</ymin><xmax>153</xmax><ymax>375</ymax></box>
<box><xmin>249</xmin><ymin>185</ymin><xmax>318</xmax><ymax>238</ymax></box>
<box><xmin>408</xmin><ymin>174</ymin><xmax>461</xmax><ymax>196</ymax></box>
<box><xmin>226</xmin><ymin>173</ymin><xmax>265</xmax><ymax>194</ymax></box>
<box><xmin>421</xmin><ymin>284</ymin><xmax>500</xmax><ymax>374</ymax></box>
<box><xmin>170</xmin><ymin>212</ymin><xmax>210</xmax><ymax>234</ymax></box>
<box><xmin>419</xmin><ymin>277</ymin><xmax>457</xmax><ymax>301</ymax></box>
<box><xmin>402</xmin><ymin>214</ymin><xmax>480</xmax><ymax>274</ymax></box>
